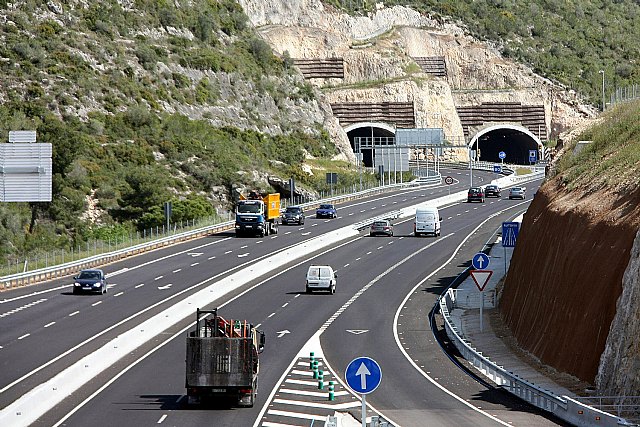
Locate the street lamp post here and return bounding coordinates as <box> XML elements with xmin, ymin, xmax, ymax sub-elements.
<box><xmin>599</xmin><ymin>70</ymin><xmax>605</xmax><ymax>112</ymax></box>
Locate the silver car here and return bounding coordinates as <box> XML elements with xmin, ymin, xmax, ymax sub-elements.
<box><xmin>509</xmin><ymin>187</ymin><xmax>526</xmax><ymax>200</ymax></box>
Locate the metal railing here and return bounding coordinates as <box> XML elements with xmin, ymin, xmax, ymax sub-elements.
<box><xmin>574</xmin><ymin>396</ymin><xmax>640</xmax><ymax>423</ymax></box>
<box><xmin>610</xmin><ymin>84</ymin><xmax>640</xmax><ymax>108</ymax></box>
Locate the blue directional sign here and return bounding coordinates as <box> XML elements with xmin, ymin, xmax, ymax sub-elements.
<box><xmin>493</xmin><ymin>165</ymin><xmax>502</xmax><ymax>173</ymax></box>
<box><xmin>345</xmin><ymin>357</ymin><xmax>382</xmax><ymax>394</ymax></box>
<box><xmin>502</xmin><ymin>222</ymin><xmax>520</xmax><ymax>247</ymax></box>
<box><xmin>498</xmin><ymin>151</ymin><xmax>506</xmax><ymax>159</ymax></box>
<box><xmin>529</xmin><ymin>150</ymin><xmax>537</xmax><ymax>163</ymax></box>
<box><xmin>472</xmin><ymin>252</ymin><xmax>490</xmax><ymax>270</ymax></box>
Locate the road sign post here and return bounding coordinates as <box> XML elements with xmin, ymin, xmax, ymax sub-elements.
<box><xmin>470</xmin><ymin>270</ymin><xmax>493</xmax><ymax>332</ymax></box>
<box><xmin>502</xmin><ymin>221</ymin><xmax>520</xmax><ymax>278</ymax></box>
<box><xmin>345</xmin><ymin>357</ymin><xmax>382</xmax><ymax>427</ymax></box>
<box><xmin>444</xmin><ymin>175</ymin><xmax>453</xmax><ymax>195</ymax></box>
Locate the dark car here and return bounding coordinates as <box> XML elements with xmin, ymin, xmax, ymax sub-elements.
<box><xmin>467</xmin><ymin>187</ymin><xmax>485</xmax><ymax>203</ymax></box>
<box><xmin>369</xmin><ymin>220</ymin><xmax>394</xmax><ymax>237</ymax></box>
<box><xmin>316</xmin><ymin>204</ymin><xmax>337</xmax><ymax>219</ymax></box>
<box><xmin>73</xmin><ymin>269</ymin><xmax>107</xmax><ymax>294</ymax></box>
<box><xmin>282</xmin><ymin>206</ymin><xmax>305</xmax><ymax>225</ymax></box>
<box><xmin>484</xmin><ymin>185</ymin><xmax>501</xmax><ymax>198</ymax></box>
<box><xmin>509</xmin><ymin>186</ymin><xmax>526</xmax><ymax>200</ymax></box>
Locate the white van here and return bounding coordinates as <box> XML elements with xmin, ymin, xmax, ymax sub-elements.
<box><xmin>414</xmin><ymin>206</ymin><xmax>441</xmax><ymax>237</ymax></box>
<box><xmin>305</xmin><ymin>265</ymin><xmax>337</xmax><ymax>294</ymax></box>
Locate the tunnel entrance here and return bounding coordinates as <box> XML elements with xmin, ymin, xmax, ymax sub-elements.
<box><xmin>468</xmin><ymin>125</ymin><xmax>544</xmax><ymax>165</ymax></box>
<box><xmin>345</xmin><ymin>123</ymin><xmax>396</xmax><ymax>167</ymax></box>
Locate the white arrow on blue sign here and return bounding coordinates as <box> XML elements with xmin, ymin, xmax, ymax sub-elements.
<box><xmin>502</xmin><ymin>222</ymin><xmax>520</xmax><ymax>247</ymax></box>
<box><xmin>345</xmin><ymin>357</ymin><xmax>382</xmax><ymax>394</ymax></box>
<box><xmin>499</xmin><ymin>151</ymin><xmax>506</xmax><ymax>159</ymax></box>
<box><xmin>472</xmin><ymin>252</ymin><xmax>490</xmax><ymax>270</ymax></box>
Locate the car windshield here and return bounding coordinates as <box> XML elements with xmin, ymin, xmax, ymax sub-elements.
<box><xmin>373</xmin><ymin>221</ymin><xmax>387</xmax><ymax>227</ymax></box>
<box><xmin>286</xmin><ymin>207</ymin><xmax>300</xmax><ymax>213</ymax></box>
<box><xmin>238</xmin><ymin>203</ymin><xmax>261</xmax><ymax>213</ymax></box>
<box><xmin>512</xmin><ymin>187</ymin><xmax>523</xmax><ymax>192</ymax></box>
<box><xmin>78</xmin><ymin>271</ymin><xmax>100</xmax><ymax>280</ymax></box>
<box><xmin>319</xmin><ymin>204</ymin><xmax>333</xmax><ymax>210</ymax></box>
<box><xmin>470</xmin><ymin>188</ymin><xmax>481</xmax><ymax>192</ymax></box>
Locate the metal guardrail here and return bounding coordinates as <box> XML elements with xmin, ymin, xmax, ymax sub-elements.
<box><xmin>0</xmin><ymin>181</ymin><xmax>430</xmax><ymax>291</ymax></box>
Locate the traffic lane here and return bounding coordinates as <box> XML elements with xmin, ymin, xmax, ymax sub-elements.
<box><xmin>322</xmin><ymin>227</ymin><xmax>506</xmax><ymax>426</ymax></box>
<box><xmin>51</xmin><ymin>229</ymin><xmax>462</xmax><ymax>427</ymax></box>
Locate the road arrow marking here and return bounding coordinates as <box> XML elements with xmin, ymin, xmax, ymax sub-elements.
<box><xmin>301</xmin><ymin>232</ymin><xmax>311</xmax><ymax>236</ymax></box>
<box><xmin>158</xmin><ymin>284</ymin><xmax>173</xmax><ymax>290</ymax></box>
<box><xmin>356</xmin><ymin>362</ymin><xmax>371</xmax><ymax>389</ymax></box>
<box><xmin>346</xmin><ymin>329</ymin><xmax>369</xmax><ymax>335</ymax></box>
<box><xmin>276</xmin><ymin>330</ymin><xmax>290</xmax><ymax>338</ymax></box>
<box><xmin>237</xmin><ymin>253</ymin><xmax>249</xmax><ymax>258</ymax></box>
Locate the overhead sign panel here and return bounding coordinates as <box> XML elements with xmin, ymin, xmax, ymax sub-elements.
<box><xmin>0</xmin><ymin>143</ymin><xmax>52</xmax><ymax>202</ymax></box>
<box><xmin>9</xmin><ymin>130</ymin><xmax>36</xmax><ymax>143</ymax></box>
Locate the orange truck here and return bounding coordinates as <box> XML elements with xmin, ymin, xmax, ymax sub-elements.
<box><xmin>235</xmin><ymin>191</ymin><xmax>280</xmax><ymax>237</ymax></box>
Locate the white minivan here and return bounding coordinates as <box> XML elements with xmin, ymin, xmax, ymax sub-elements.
<box><xmin>414</xmin><ymin>206</ymin><xmax>441</xmax><ymax>237</ymax></box>
<box><xmin>305</xmin><ymin>265</ymin><xmax>337</xmax><ymax>294</ymax></box>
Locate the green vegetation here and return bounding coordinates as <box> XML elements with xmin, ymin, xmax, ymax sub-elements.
<box><xmin>555</xmin><ymin>99</ymin><xmax>640</xmax><ymax>190</ymax></box>
<box><xmin>331</xmin><ymin>0</ymin><xmax>640</xmax><ymax>107</ymax></box>
<box><xmin>0</xmin><ymin>0</ymin><xmax>335</xmax><ymax>266</ymax></box>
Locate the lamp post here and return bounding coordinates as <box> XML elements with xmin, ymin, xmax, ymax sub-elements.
<box><xmin>599</xmin><ymin>70</ymin><xmax>605</xmax><ymax>112</ymax></box>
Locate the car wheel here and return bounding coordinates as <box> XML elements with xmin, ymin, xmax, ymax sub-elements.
<box><xmin>73</xmin><ymin>287</ymin><xmax>78</xmax><ymax>295</ymax></box>
<box><xmin>330</xmin><ymin>285</ymin><xmax>335</xmax><ymax>295</ymax></box>
<box><xmin>306</xmin><ymin>286</ymin><xmax>311</xmax><ymax>294</ymax></box>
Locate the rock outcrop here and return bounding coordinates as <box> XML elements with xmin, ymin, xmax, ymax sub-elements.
<box><xmin>238</xmin><ymin>0</ymin><xmax>596</xmax><ymax>146</ymax></box>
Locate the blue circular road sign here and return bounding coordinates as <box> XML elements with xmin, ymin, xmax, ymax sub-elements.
<box><xmin>472</xmin><ymin>252</ymin><xmax>490</xmax><ymax>270</ymax></box>
<box><xmin>345</xmin><ymin>357</ymin><xmax>382</xmax><ymax>394</ymax></box>
<box><xmin>498</xmin><ymin>151</ymin><xmax>506</xmax><ymax>159</ymax></box>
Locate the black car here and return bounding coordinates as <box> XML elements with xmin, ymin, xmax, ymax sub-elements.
<box><xmin>73</xmin><ymin>269</ymin><xmax>108</xmax><ymax>294</ymax></box>
<box><xmin>485</xmin><ymin>185</ymin><xmax>501</xmax><ymax>197</ymax></box>
<box><xmin>467</xmin><ymin>187</ymin><xmax>485</xmax><ymax>203</ymax></box>
<box><xmin>282</xmin><ymin>206</ymin><xmax>305</xmax><ymax>225</ymax></box>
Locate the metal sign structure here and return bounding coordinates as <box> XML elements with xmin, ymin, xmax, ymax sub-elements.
<box><xmin>8</xmin><ymin>130</ymin><xmax>36</xmax><ymax>143</ymax></box>
<box><xmin>345</xmin><ymin>357</ymin><xmax>382</xmax><ymax>427</ymax></box>
<box><xmin>472</xmin><ymin>252</ymin><xmax>490</xmax><ymax>270</ymax></box>
<box><xmin>0</xmin><ymin>142</ymin><xmax>52</xmax><ymax>202</ymax></box>
<box><xmin>502</xmin><ymin>222</ymin><xmax>520</xmax><ymax>247</ymax></box>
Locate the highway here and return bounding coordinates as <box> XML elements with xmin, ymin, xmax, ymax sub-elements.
<box><xmin>0</xmin><ymin>171</ymin><xmax>564</xmax><ymax>427</ymax></box>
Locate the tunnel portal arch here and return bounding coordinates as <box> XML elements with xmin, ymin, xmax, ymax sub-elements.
<box><xmin>468</xmin><ymin>124</ymin><xmax>544</xmax><ymax>165</ymax></box>
<box><xmin>345</xmin><ymin>122</ymin><xmax>396</xmax><ymax>168</ymax></box>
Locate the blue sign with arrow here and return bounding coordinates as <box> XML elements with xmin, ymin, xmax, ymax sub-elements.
<box><xmin>472</xmin><ymin>252</ymin><xmax>490</xmax><ymax>270</ymax></box>
<box><xmin>345</xmin><ymin>357</ymin><xmax>382</xmax><ymax>394</ymax></box>
<box><xmin>502</xmin><ymin>222</ymin><xmax>520</xmax><ymax>247</ymax></box>
<box><xmin>498</xmin><ymin>151</ymin><xmax>506</xmax><ymax>159</ymax></box>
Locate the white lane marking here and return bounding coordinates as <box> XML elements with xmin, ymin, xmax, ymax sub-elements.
<box><xmin>69</xmin><ymin>311</ymin><xmax>79</xmax><ymax>317</ymax></box>
<box><xmin>381</xmin><ymin>204</ymin><xmax>387</xmax><ymax>207</ymax></box>
<box><xmin>187</xmin><ymin>252</ymin><xmax>202</xmax><ymax>257</ymax></box>
<box><xmin>208</xmin><ymin>256</ymin><xmax>216</xmax><ymax>260</ymax></box>
<box><xmin>256</xmin><ymin>240</ymin><xmax>264</xmax><ymax>244</ymax></box>
<box><xmin>154</xmin><ymin>276</ymin><xmax>163</xmax><ymax>281</ymax></box>
<box><xmin>172</xmin><ymin>269</ymin><xmax>181</xmax><ymax>273</ymax></box>
<box><xmin>279</xmin><ymin>388</ymin><xmax>349</xmax><ymax>398</ymax></box>
<box><xmin>271</xmin><ymin>235</ymin><xmax>278</xmax><ymax>239</ymax></box>
<box><xmin>113</xmin><ymin>292</ymin><xmax>124</xmax><ymax>297</ymax></box>
<box><xmin>91</xmin><ymin>301</ymin><xmax>102</xmax><ymax>307</ymax></box>
<box><xmin>224</xmin><ymin>250</ymin><xmax>232</xmax><ymax>254</ymax></box>
<box><xmin>301</xmin><ymin>232</ymin><xmax>311</xmax><ymax>236</ymax></box>
<box><xmin>44</xmin><ymin>322</ymin><xmax>55</xmax><ymax>328</ymax></box>
<box><xmin>281</xmin><ymin>303</ymin><xmax>288</xmax><ymax>308</ymax></box>
<box><xmin>237</xmin><ymin>253</ymin><xmax>250</xmax><ymax>258</ymax></box>
<box><xmin>157</xmin><ymin>414</ymin><xmax>167</xmax><ymax>424</ymax></box>
<box><xmin>262</xmin><ymin>422</ymin><xmax>304</xmax><ymax>427</ymax></box>
<box><xmin>135</xmin><ymin>284</ymin><xmax>145</xmax><ymax>289</ymax></box>
<box><xmin>266</xmin><ymin>410</ymin><xmax>326</xmax><ymax>422</ymax></box>
<box><xmin>343</xmin><ymin>264</ymin><xmax>349</xmax><ymax>268</ymax></box>
<box><xmin>355</xmin><ymin>257</ymin><xmax>361</xmax><ymax>261</ymax></box>
<box><xmin>284</xmin><ymin>231</ymin><xmax>291</xmax><ymax>235</ymax></box>
<box><xmin>0</xmin><ymin>298</ymin><xmax>47</xmax><ymax>318</ymax></box>
<box><xmin>190</xmin><ymin>263</ymin><xmax>199</xmax><ymax>267</ymax></box>
<box><xmin>312</xmin><ymin>223</ymin><xmax>318</xmax><ymax>226</ymax></box>
<box><xmin>240</xmin><ymin>245</ymin><xmax>248</xmax><ymax>249</ymax></box>
<box><xmin>18</xmin><ymin>334</ymin><xmax>30</xmax><ymax>340</ymax></box>
<box><xmin>273</xmin><ymin>398</ymin><xmax>359</xmax><ymax>410</ymax></box>
<box><xmin>366</xmin><ymin>251</ymin><xmax>372</xmax><ymax>255</ymax></box>
<box><xmin>360</xmin><ymin>210</ymin><xmax>365</xmax><ymax>213</ymax></box>
<box><xmin>348</xmin><ymin>212</ymin><xmax>354</xmax><ymax>216</ymax></box>
<box><xmin>158</xmin><ymin>285</ymin><xmax>172</xmax><ymax>290</ymax></box>
<box><xmin>267</xmin><ymin>312</ymin><xmax>275</xmax><ymax>318</ymax></box>
<box><xmin>377</xmin><ymin>246</ymin><xmax>383</xmax><ymax>250</ymax></box>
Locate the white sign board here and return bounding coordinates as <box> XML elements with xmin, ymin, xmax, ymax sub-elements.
<box><xmin>0</xmin><ymin>143</ymin><xmax>52</xmax><ymax>201</ymax></box>
<box><xmin>9</xmin><ymin>130</ymin><xmax>37</xmax><ymax>143</ymax></box>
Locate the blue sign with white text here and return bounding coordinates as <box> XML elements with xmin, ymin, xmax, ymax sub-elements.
<box><xmin>345</xmin><ymin>357</ymin><xmax>382</xmax><ymax>394</ymax></box>
<box><xmin>502</xmin><ymin>222</ymin><xmax>520</xmax><ymax>247</ymax></box>
<box><xmin>529</xmin><ymin>150</ymin><xmax>537</xmax><ymax>162</ymax></box>
<box><xmin>493</xmin><ymin>165</ymin><xmax>502</xmax><ymax>173</ymax></box>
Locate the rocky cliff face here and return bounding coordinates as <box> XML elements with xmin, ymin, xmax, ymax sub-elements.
<box><xmin>238</xmin><ymin>0</ymin><xmax>595</xmax><ymax>143</ymax></box>
<box><xmin>499</xmin><ymin>175</ymin><xmax>640</xmax><ymax>387</ymax></box>
<box><xmin>597</xmin><ymin>230</ymin><xmax>640</xmax><ymax>395</ymax></box>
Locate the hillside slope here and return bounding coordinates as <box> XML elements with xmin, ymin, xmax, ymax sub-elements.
<box><xmin>499</xmin><ymin>100</ymin><xmax>640</xmax><ymax>394</ymax></box>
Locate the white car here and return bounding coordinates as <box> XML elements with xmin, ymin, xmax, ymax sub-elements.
<box><xmin>305</xmin><ymin>265</ymin><xmax>337</xmax><ymax>294</ymax></box>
